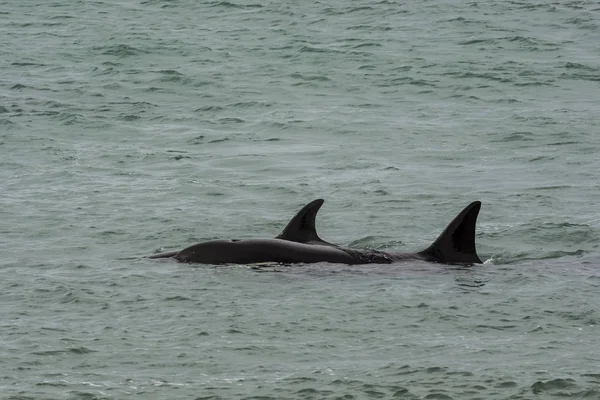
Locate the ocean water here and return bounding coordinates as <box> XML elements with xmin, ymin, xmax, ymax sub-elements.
<box><xmin>2</xmin><ymin>0</ymin><xmax>600</xmax><ymax>398</ymax></box>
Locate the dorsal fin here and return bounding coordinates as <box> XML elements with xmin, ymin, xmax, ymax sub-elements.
<box><xmin>276</xmin><ymin>199</ymin><xmax>333</xmax><ymax>246</ymax></box>
<box><xmin>418</xmin><ymin>201</ymin><xmax>482</xmax><ymax>264</ymax></box>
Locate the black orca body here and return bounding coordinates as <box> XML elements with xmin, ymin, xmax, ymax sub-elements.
<box><xmin>149</xmin><ymin>200</ymin><xmax>483</xmax><ymax>265</ymax></box>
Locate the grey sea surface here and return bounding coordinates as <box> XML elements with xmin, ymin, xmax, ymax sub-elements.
<box><xmin>2</xmin><ymin>0</ymin><xmax>600</xmax><ymax>398</ymax></box>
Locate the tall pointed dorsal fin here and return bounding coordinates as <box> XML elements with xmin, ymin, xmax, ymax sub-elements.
<box><xmin>418</xmin><ymin>201</ymin><xmax>482</xmax><ymax>264</ymax></box>
<box><xmin>275</xmin><ymin>199</ymin><xmax>333</xmax><ymax>246</ymax></box>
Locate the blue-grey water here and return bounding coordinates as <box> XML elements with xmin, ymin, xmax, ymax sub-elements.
<box><xmin>2</xmin><ymin>0</ymin><xmax>600</xmax><ymax>398</ymax></box>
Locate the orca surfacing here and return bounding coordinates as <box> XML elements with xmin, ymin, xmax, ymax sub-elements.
<box><xmin>149</xmin><ymin>199</ymin><xmax>483</xmax><ymax>265</ymax></box>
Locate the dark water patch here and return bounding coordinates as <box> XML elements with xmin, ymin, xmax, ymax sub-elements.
<box><xmin>11</xmin><ymin>62</ymin><xmax>47</xmax><ymax>67</ymax></box>
<box><xmin>209</xmin><ymin>1</ymin><xmax>263</xmax><ymax>8</ymax></box>
<box><xmin>53</xmin><ymin>112</ymin><xmax>85</xmax><ymax>125</ymax></box>
<box><xmin>165</xmin><ymin>296</ymin><xmax>192</xmax><ymax>301</ymax></box>
<box><xmin>32</xmin><ymin>347</ymin><xmax>96</xmax><ymax>356</ymax></box>
<box><xmin>514</xmin><ymin>80</ymin><xmax>555</xmax><ymax>86</ymax></box>
<box><xmin>156</xmin><ymin>72</ymin><xmax>191</xmax><ymax>84</ymax></box>
<box><xmin>196</xmin><ymin>106</ymin><xmax>224</xmax><ymax>112</ymax></box>
<box><xmin>170</xmin><ymin>154</ymin><xmax>191</xmax><ymax>160</ymax></box>
<box><xmin>531</xmin><ymin>378</ymin><xmax>576</xmax><ymax>394</ymax></box>
<box><xmin>346</xmin><ymin>6</ymin><xmax>375</xmax><ymax>13</ymax></box>
<box><xmin>529</xmin><ymin>155</ymin><xmax>556</xmax><ymax>162</ymax></box>
<box><xmin>228</xmin><ymin>101</ymin><xmax>273</xmax><ymax>109</ymax></box>
<box><xmin>36</xmin><ymin>380</ymin><xmax>68</xmax><ymax>387</ymax></box>
<box><xmin>194</xmin><ymin>396</ymin><xmax>225</xmax><ymax>400</ymax></box>
<box><xmin>564</xmin><ymin>17</ymin><xmax>597</xmax><ymax>30</ymax></box>
<box><xmin>582</xmin><ymin>374</ymin><xmax>600</xmax><ymax>380</ymax></box>
<box><xmin>208</xmin><ymin>137</ymin><xmax>230</xmax><ymax>143</ymax></box>
<box><xmin>216</xmin><ymin>117</ymin><xmax>244</xmax><ymax>124</ymax></box>
<box><xmin>100</xmin><ymin>44</ymin><xmax>147</xmax><ymax>57</ymax></box>
<box><xmin>101</xmin><ymin>61</ymin><xmax>122</xmax><ymax>67</ymax></box>
<box><xmin>156</xmin><ymin>69</ymin><xmax>183</xmax><ymax>76</ymax></box>
<box><xmin>560</xmin><ymin>72</ymin><xmax>600</xmax><ymax>82</ymax></box>
<box><xmin>347</xmin><ymin>24</ymin><xmax>393</xmax><ymax>31</ymax></box>
<box><xmin>119</xmin><ymin>114</ymin><xmax>141</xmax><ymax>121</ymax></box>
<box><xmin>352</xmin><ymin>42</ymin><xmax>382</xmax><ymax>49</ymax></box>
<box><xmin>459</xmin><ymin>38</ymin><xmax>497</xmax><ymax>45</ymax></box>
<box><xmin>239</xmin><ymin>397</ymin><xmax>276</xmax><ymax>400</ymax></box>
<box><xmin>423</xmin><ymin>394</ymin><xmax>453</xmax><ymax>400</ymax></box>
<box><xmin>144</xmin><ymin>86</ymin><xmax>175</xmax><ymax>93</ymax></box>
<box><xmin>68</xmin><ymin>391</ymin><xmax>111</xmax><ymax>400</ymax></box>
<box><xmin>41</xmin><ymin>21</ymin><xmax>67</xmax><ymax>27</ymax></box>
<box><xmin>564</xmin><ymin>62</ymin><xmax>598</xmax><ymax>71</ymax></box>
<box><xmin>388</xmin><ymin>77</ymin><xmax>438</xmax><ymax>87</ymax></box>
<box><xmin>528</xmin><ymin>185</ymin><xmax>573</xmax><ymax>191</ymax></box>
<box><xmin>555</xmin><ymin>309</ymin><xmax>599</xmax><ymax>324</ymax></box>
<box><xmin>547</xmin><ymin>141</ymin><xmax>580</xmax><ymax>146</ymax></box>
<box><xmin>495</xmin><ymin>381</ymin><xmax>518</xmax><ymax>388</ymax></box>
<box><xmin>103</xmin><ymin>82</ymin><xmax>121</xmax><ymax>90</ymax></box>
<box><xmin>187</xmin><ymin>135</ymin><xmax>205</xmax><ymax>144</ymax></box>
<box><xmin>491</xmin><ymin>131</ymin><xmax>534</xmax><ymax>142</ymax></box>
<box><xmin>440</xmin><ymin>71</ymin><xmax>512</xmax><ymax>83</ymax></box>
<box><xmin>299</xmin><ymin>45</ymin><xmax>341</xmax><ymax>54</ymax></box>
<box><xmin>474</xmin><ymin>324</ymin><xmax>517</xmax><ymax>332</ymax></box>
<box><xmin>357</xmin><ymin>64</ymin><xmax>376</xmax><ymax>70</ymax></box>
<box><xmin>575</xmin><ymin>390</ymin><xmax>600</xmax><ymax>398</ymax></box>
<box><xmin>7</xmin><ymin>22</ymin><xmax>33</xmax><ymax>27</ymax></box>
<box><xmin>290</xmin><ymin>72</ymin><xmax>331</xmax><ymax>82</ymax></box>
<box><xmin>68</xmin><ymin>347</ymin><xmax>96</xmax><ymax>354</ymax></box>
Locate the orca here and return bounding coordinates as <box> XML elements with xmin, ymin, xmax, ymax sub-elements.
<box><xmin>275</xmin><ymin>198</ymin><xmax>335</xmax><ymax>246</ymax></box>
<box><xmin>148</xmin><ymin>200</ymin><xmax>483</xmax><ymax>265</ymax></box>
<box><xmin>144</xmin><ymin>199</ymin><xmax>330</xmax><ymax>261</ymax></box>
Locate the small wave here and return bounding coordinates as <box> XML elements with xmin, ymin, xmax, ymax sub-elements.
<box><xmin>347</xmin><ymin>6</ymin><xmax>374</xmax><ymax>13</ymax></box>
<box><xmin>352</xmin><ymin>42</ymin><xmax>382</xmax><ymax>49</ymax></box>
<box><xmin>564</xmin><ymin>62</ymin><xmax>598</xmax><ymax>71</ymax></box>
<box><xmin>100</xmin><ymin>44</ymin><xmax>146</xmax><ymax>57</ymax></box>
<box><xmin>532</xmin><ymin>378</ymin><xmax>576</xmax><ymax>394</ymax></box>
<box><xmin>227</xmin><ymin>101</ymin><xmax>273</xmax><ymax>108</ymax></box>
<box><xmin>290</xmin><ymin>72</ymin><xmax>331</xmax><ymax>82</ymax></box>
<box><xmin>164</xmin><ymin>296</ymin><xmax>192</xmax><ymax>301</ymax></box>
<box><xmin>208</xmin><ymin>137</ymin><xmax>230</xmax><ymax>143</ymax></box>
<box><xmin>209</xmin><ymin>1</ymin><xmax>263</xmax><ymax>8</ymax></box>
<box><xmin>36</xmin><ymin>381</ymin><xmax>68</xmax><ymax>387</ymax></box>
<box><xmin>459</xmin><ymin>38</ymin><xmax>496</xmax><ymax>45</ymax></box>
<box><xmin>560</xmin><ymin>72</ymin><xmax>600</xmax><ymax>82</ymax></box>
<box><xmin>347</xmin><ymin>24</ymin><xmax>393</xmax><ymax>31</ymax></box>
<box><xmin>492</xmin><ymin>131</ymin><xmax>534</xmax><ymax>142</ymax></box>
<box><xmin>299</xmin><ymin>45</ymin><xmax>338</xmax><ymax>54</ymax></box>
<box><xmin>216</xmin><ymin>117</ymin><xmax>244</xmax><ymax>124</ymax></box>
<box><xmin>12</xmin><ymin>62</ymin><xmax>47</xmax><ymax>66</ymax></box>
<box><xmin>32</xmin><ymin>347</ymin><xmax>96</xmax><ymax>356</ymax></box>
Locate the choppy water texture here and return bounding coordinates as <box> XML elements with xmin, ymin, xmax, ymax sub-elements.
<box><xmin>2</xmin><ymin>0</ymin><xmax>600</xmax><ymax>398</ymax></box>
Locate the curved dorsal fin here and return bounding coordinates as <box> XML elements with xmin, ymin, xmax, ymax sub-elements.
<box><xmin>276</xmin><ymin>199</ymin><xmax>333</xmax><ymax>246</ymax></box>
<box><xmin>418</xmin><ymin>201</ymin><xmax>482</xmax><ymax>264</ymax></box>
